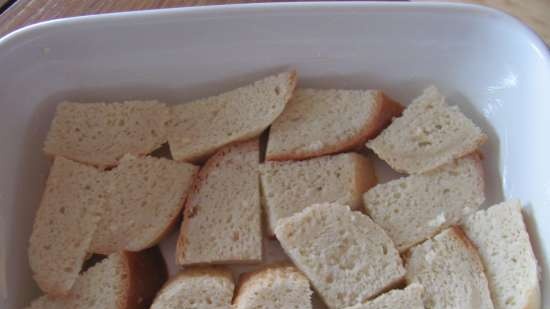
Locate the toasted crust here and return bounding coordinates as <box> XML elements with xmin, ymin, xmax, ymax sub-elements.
<box><xmin>266</xmin><ymin>91</ymin><xmax>403</xmax><ymax>161</ymax></box>
<box><xmin>122</xmin><ymin>247</ymin><xmax>168</xmax><ymax>309</ymax></box>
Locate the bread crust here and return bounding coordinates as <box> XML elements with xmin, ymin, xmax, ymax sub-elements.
<box><xmin>266</xmin><ymin>91</ymin><xmax>403</xmax><ymax>161</ymax></box>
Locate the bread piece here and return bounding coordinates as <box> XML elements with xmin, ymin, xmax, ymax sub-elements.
<box><xmin>462</xmin><ymin>200</ymin><xmax>541</xmax><ymax>309</ymax></box>
<box><xmin>266</xmin><ymin>88</ymin><xmax>403</xmax><ymax>161</ymax></box>
<box><xmin>367</xmin><ymin>86</ymin><xmax>487</xmax><ymax>174</ymax></box>
<box><xmin>405</xmin><ymin>227</ymin><xmax>494</xmax><ymax>309</ymax></box>
<box><xmin>168</xmin><ymin>71</ymin><xmax>296</xmax><ymax>162</ymax></box>
<box><xmin>91</xmin><ymin>155</ymin><xmax>198</xmax><ymax>254</ymax></box>
<box><xmin>363</xmin><ymin>154</ymin><xmax>484</xmax><ymax>251</ymax></box>
<box><xmin>150</xmin><ymin>267</ymin><xmax>234</xmax><ymax>309</ymax></box>
<box><xmin>260</xmin><ymin>152</ymin><xmax>377</xmax><ymax>235</ymax></box>
<box><xmin>176</xmin><ymin>139</ymin><xmax>262</xmax><ymax>265</ymax></box>
<box><xmin>344</xmin><ymin>283</ymin><xmax>425</xmax><ymax>309</ymax></box>
<box><xmin>29</xmin><ymin>157</ymin><xmax>105</xmax><ymax>296</ymax></box>
<box><xmin>233</xmin><ymin>264</ymin><xmax>313</xmax><ymax>309</ymax></box>
<box><xmin>275</xmin><ymin>203</ymin><xmax>405</xmax><ymax>309</ymax></box>
<box><xmin>44</xmin><ymin>100</ymin><xmax>168</xmax><ymax>168</ymax></box>
<box><xmin>25</xmin><ymin>248</ymin><xmax>167</xmax><ymax>309</ymax></box>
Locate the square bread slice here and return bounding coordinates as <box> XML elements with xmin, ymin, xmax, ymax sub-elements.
<box><xmin>266</xmin><ymin>88</ymin><xmax>403</xmax><ymax>161</ymax></box>
<box><xmin>363</xmin><ymin>154</ymin><xmax>484</xmax><ymax>252</ymax></box>
<box><xmin>405</xmin><ymin>227</ymin><xmax>494</xmax><ymax>309</ymax></box>
<box><xmin>176</xmin><ymin>139</ymin><xmax>262</xmax><ymax>265</ymax></box>
<box><xmin>28</xmin><ymin>157</ymin><xmax>106</xmax><ymax>296</ymax></box>
<box><xmin>167</xmin><ymin>71</ymin><xmax>296</xmax><ymax>162</ymax></box>
<box><xmin>461</xmin><ymin>200</ymin><xmax>541</xmax><ymax>309</ymax></box>
<box><xmin>150</xmin><ymin>267</ymin><xmax>234</xmax><ymax>309</ymax></box>
<box><xmin>367</xmin><ymin>86</ymin><xmax>487</xmax><ymax>174</ymax></box>
<box><xmin>44</xmin><ymin>100</ymin><xmax>169</xmax><ymax>168</ymax></box>
<box><xmin>25</xmin><ymin>248</ymin><xmax>167</xmax><ymax>309</ymax></box>
<box><xmin>260</xmin><ymin>152</ymin><xmax>377</xmax><ymax>235</ymax></box>
<box><xmin>344</xmin><ymin>283</ymin><xmax>424</xmax><ymax>309</ymax></box>
<box><xmin>91</xmin><ymin>155</ymin><xmax>198</xmax><ymax>254</ymax></box>
<box><xmin>275</xmin><ymin>203</ymin><xmax>405</xmax><ymax>309</ymax></box>
<box><xmin>233</xmin><ymin>264</ymin><xmax>313</xmax><ymax>309</ymax></box>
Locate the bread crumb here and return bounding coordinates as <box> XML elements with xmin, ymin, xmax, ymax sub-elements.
<box><xmin>305</xmin><ymin>141</ymin><xmax>324</xmax><ymax>152</ymax></box>
<box><xmin>428</xmin><ymin>213</ymin><xmax>446</xmax><ymax>227</ymax></box>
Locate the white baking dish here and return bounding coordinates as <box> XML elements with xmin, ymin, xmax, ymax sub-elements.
<box><xmin>0</xmin><ymin>2</ymin><xmax>548</xmax><ymax>308</ymax></box>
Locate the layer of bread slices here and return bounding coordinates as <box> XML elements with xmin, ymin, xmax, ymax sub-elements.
<box><xmin>233</xmin><ymin>264</ymin><xmax>313</xmax><ymax>309</ymax></box>
<box><xmin>176</xmin><ymin>139</ymin><xmax>262</xmax><ymax>265</ymax></box>
<box><xmin>275</xmin><ymin>203</ymin><xmax>405</xmax><ymax>309</ymax></box>
<box><xmin>363</xmin><ymin>154</ymin><xmax>484</xmax><ymax>251</ymax></box>
<box><xmin>151</xmin><ymin>267</ymin><xmax>234</xmax><ymax>309</ymax></box>
<box><xmin>167</xmin><ymin>71</ymin><xmax>297</xmax><ymax>162</ymax></box>
<box><xmin>28</xmin><ymin>157</ymin><xmax>106</xmax><ymax>296</ymax></box>
<box><xmin>25</xmin><ymin>248</ymin><xmax>167</xmax><ymax>309</ymax></box>
<box><xmin>91</xmin><ymin>155</ymin><xmax>198</xmax><ymax>254</ymax></box>
<box><xmin>367</xmin><ymin>86</ymin><xmax>487</xmax><ymax>174</ymax></box>
<box><xmin>260</xmin><ymin>152</ymin><xmax>376</xmax><ymax>235</ymax></box>
<box><xmin>344</xmin><ymin>283</ymin><xmax>424</xmax><ymax>309</ymax></box>
<box><xmin>462</xmin><ymin>200</ymin><xmax>541</xmax><ymax>309</ymax></box>
<box><xmin>266</xmin><ymin>88</ymin><xmax>403</xmax><ymax>161</ymax></box>
<box><xmin>405</xmin><ymin>227</ymin><xmax>494</xmax><ymax>309</ymax></box>
<box><xmin>44</xmin><ymin>100</ymin><xmax>169</xmax><ymax>168</ymax></box>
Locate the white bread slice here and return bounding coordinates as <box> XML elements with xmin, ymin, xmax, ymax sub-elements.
<box><xmin>260</xmin><ymin>152</ymin><xmax>377</xmax><ymax>235</ymax></box>
<box><xmin>150</xmin><ymin>267</ymin><xmax>234</xmax><ymax>309</ymax></box>
<box><xmin>275</xmin><ymin>203</ymin><xmax>405</xmax><ymax>309</ymax></box>
<box><xmin>44</xmin><ymin>100</ymin><xmax>169</xmax><ymax>168</ymax></box>
<box><xmin>266</xmin><ymin>88</ymin><xmax>403</xmax><ymax>161</ymax></box>
<box><xmin>167</xmin><ymin>71</ymin><xmax>297</xmax><ymax>162</ymax></box>
<box><xmin>363</xmin><ymin>154</ymin><xmax>484</xmax><ymax>251</ymax></box>
<box><xmin>405</xmin><ymin>227</ymin><xmax>494</xmax><ymax>309</ymax></box>
<box><xmin>29</xmin><ymin>157</ymin><xmax>105</xmax><ymax>296</ymax></box>
<box><xmin>462</xmin><ymin>200</ymin><xmax>541</xmax><ymax>309</ymax></box>
<box><xmin>90</xmin><ymin>155</ymin><xmax>198</xmax><ymax>254</ymax></box>
<box><xmin>344</xmin><ymin>283</ymin><xmax>425</xmax><ymax>309</ymax></box>
<box><xmin>367</xmin><ymin>86</ymin><xmax>487</xmax><ymax>174</ymax></box>
<box><xmin>233</xmin><ymin>264</ymin><xmax>313</xmax><ymax>309</ymax></box>
<box><xmin>176</xmin><ymin>139</ymin><xmax>262</xmax><ymax>265</ymax></box>
<box><xmin>25</xmin><ymin>248</ymin><xmax>167</xmax><ymax>309</ymax></box>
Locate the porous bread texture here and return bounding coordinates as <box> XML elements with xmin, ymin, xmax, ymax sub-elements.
<box><xmin>168</xmin><ymin>71</ymin><xmax>297</xmax><ymax>162</ymax></box>
<box><xmin>267</xmin><ymin>88</ymin><xmax>403</xmax><ymax>161</ymax></box>
<box><xmin>462</xmin><ymin>200</ymin><xmax>541</xmax><ymax>309</ymax></box>
<box><xmin>367</xmin><ymin>86</ymin><xmax>487</xmax><ymax>174</ymax></box>
<box><xmin>363</xmin><ymin>154</ymin><xmax>484</xmax><ymax>251</ymax></box>
<box><xmin>275</xmin><ymin>203</ymin><xmax>405</xmax><ymax>309</ymax></box>
<box><xmin>260</xmin><ymin>152</ymin><xmax>377</xmax><ymax>235</ymax></box>
<box><xmin>44</xmin><ymin>100</ymin><xmax>169</xmax><ymax>168</ymax></box>
<box><xmin>176</xmin><ymin>139</ymin><xmax>262</xmax><ymax>265</ymax></box>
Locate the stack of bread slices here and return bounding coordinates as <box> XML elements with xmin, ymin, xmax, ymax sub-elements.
<box><xmin>25</xmin><ymin>71</ymin><xmax>540</xmax><ymax>309</ymax></box>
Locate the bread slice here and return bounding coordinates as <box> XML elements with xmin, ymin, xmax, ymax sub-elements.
<box><xmin>28</xmin><ymin>157</ymin><xmax>106</xmax><ymax>296</ymax></box>
<box><xmin>150</xmin><ymin>267</ymin><xmax>234</xmax><ymax>309</ymax></box>
<box><xmin>265</xmin><ymin>88</ymin><xmax>403</xmax><ymax>161</ymax></box>
<box><xmin>367</xmin><ymin>86</ymin><xmax>487</xmax><ymax>174</ymax></box>
<box><xmin>25</xmin><ymin>248</ymin><xmax>167</xmax><ymax>309</ymax></box>
<box><xmin>44</xmin><ymin>100</ymin><xmax>169</xmax><ymax>168</ymax></box>
<box><xmin>461</xmin><ymin>200</ymin><xmax>541</xmax><ymax>309</ymax></box>
<box><xmin>91</xmin><ymin>155</ymin><xmax>198</xmax><ymax>254</ymax></box>
<box><xmin>363</xmin><ymin>154</ymin><xmax>484</xmax><ymax>252</ymax></box>
<box><xmin>275</xmin><ymin>203</ymin><xmax>405</xmax><ymax>309</ymax></box>
<box><xmin>233</xmin><ymin>264</ymin><xmax>313</xmax><ymax>309</ymax></box>
<box><xmin>405</xmin><ymin>227</ymin><xmax>494</xmax><ymax>309</ymax></box>
<box><xmin>167</xmin><ymin>71</ymin><xmax>297</xmax><ymax>162</ymax></box>
<box><xmin>260</xmin><ymin>152</ymin><xmax>377</xmax><ymax>235</ymax></box>
<box><xmin>344</xmin><ymin>283</ymin><xmax>424</xmax><ymax>309</ymax></box>
<box><xmin>176</xmin><ymin>139</ymin><xmax>262</xmax><ymax>265</ymax></box>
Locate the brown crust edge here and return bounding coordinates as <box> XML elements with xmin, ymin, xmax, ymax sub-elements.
<box><xmin>122</xmin><ymin>247</ymin><xmax>168</xmax><ymax>309</ymax></box>
<box><xmin>176</xmin><ymin>139</ymin><xmax>261</xmax><ymax>265</ymax></box>
<box><xmin>266</xmin><ymin>91</ymin><xmax>404</xmax><ymax>161</ymax></box>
